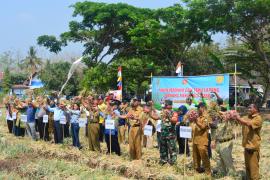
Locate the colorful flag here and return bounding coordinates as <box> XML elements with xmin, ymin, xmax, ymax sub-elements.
<box><xmin>117</xmin><ymin>66</ymin><xmax>122</xmax><ymax>90</ymax></box>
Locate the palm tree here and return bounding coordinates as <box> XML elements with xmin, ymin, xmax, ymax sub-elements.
<box><xmin>21</xmin><ymin>46</ymin><xmax>42</xmax><ymax>85</ymax></box>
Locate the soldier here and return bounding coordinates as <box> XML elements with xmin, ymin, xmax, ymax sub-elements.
<box><xmin>159</xmin><ymin>100</ymin><xmax>177</xmax><ymax>165</ymax></box>
<box><xmin>234</xmin><ymin>104</ymin><xmax>262</xmax><ymax>180</ymax></box>
<box><xmin>212</xmin><ymin>109</ymin><xmax>236</xmax><ymax>176</ymax></box>
<box><xmin>192</xmin><ymin>102</ymin><xmax>211</xmax><ymax>175</ymax></box>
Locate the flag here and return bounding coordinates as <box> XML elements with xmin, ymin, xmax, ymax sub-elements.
<box><xmin>117</xmin><ymin>66</ymin><xmax>122</xmax><ymax>90</ymax></box>
<box><xmin>176</xmin><ymin>61</ymin><xmax>182</xmax><ymax>74</ymax></box>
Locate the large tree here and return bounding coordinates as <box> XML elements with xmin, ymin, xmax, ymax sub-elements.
<box><xmin>37</xmin><ymin>2</ymin><xmax>209</xmax><ymax>74</ymax></box>
<box><xmin>186</xmin><ymin>0</ymin><xmax>270</xmax><ymax>104</ymax></box>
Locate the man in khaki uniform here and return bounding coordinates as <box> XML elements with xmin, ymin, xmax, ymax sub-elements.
<box><xmin>127</xmin><ymin>98</ymin><xmax>143</xmax><ymax>160</ymax></box>
<box><xmin>88</xmin><ymin>106</ymin><xmax>101</xmax><ymax>152</ymax></box>
<box><xmin>212</xmin><ymin>111</ymin><xmax>235</xmax><ymax>176</ymax></box>
<box><xmin>140</xmin><ymin>103</ymin><xmax>159</xmax><ymax>148</ymax></box>
<box><xmin>193</xmin><ymin>102</ymin><xmax>211</xmax><ymax>175</ymax></box>
<box><xmin>235</xmin><ymin>104</ymin><xmax>262</xmax><ymax>180</ymax></box>
<box><xmin>118</xmin><ymin>101</ymin><xmax>129</xmax><ymax>144</ymax></box>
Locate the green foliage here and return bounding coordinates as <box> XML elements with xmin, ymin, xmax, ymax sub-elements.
<box><xmin>186</xmin><ymin>0</ymin><xmax>270</xmax><ymax>104</ymax></box>
<box><xmin>39</xmin><ymin>61</ymin><xmax>80</xmax><ymax>96</ymax></box>
<box><xmin>81</xmin><ymin>58</ymin><xmax>162</xmax><ymax>95</ymax></box>
<box><xmin>184</xmin><ymin>43</ymin><xmax>225</xmax><ymax>75</ymax></box>
<box><xmin>37</xmin><ymin>35</ymin><xmax>64</xmax><ymax>54</ymax></box>
<box><xmin>37</xmin><ymin>2</ymin><xmax>209</xmax><ymax>73</ymax></box>
<box><xmin>2</xmin><ymin>68</ymin><xmax>12</xmax><ymax>94</ymax></box>
<box><xmin>0</xmin><ymin>138</ymin><xmax>31</xmax><ymax>158</ymax></box>
<box><xmin>21</xmin><ymin>46</ymin><xmax>43</xmax><ymax>77</ymax></box>
<box><xmin>10</xmin><ymin>72</ymin><xmax>28</xmax><ymax>85</ymax></box>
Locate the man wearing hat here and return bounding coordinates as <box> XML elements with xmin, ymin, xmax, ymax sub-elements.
<box><xmin>126</xmin><ymin>97</ymin><xmax>143</xmax><ymax>160</ymax></box>
<box><xmin>192</xmin><ymin>102</ymin><xmax>211</xmax><ymax>175</ymax></box>
<box><xmin>159</xmin><ymin>100</ymin><xmax>177</xmax><ymax>165</ymax></box>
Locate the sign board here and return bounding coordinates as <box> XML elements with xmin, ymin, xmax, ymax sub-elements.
<box><xmin>12</xmin><ymin>112</ymin><xmax>17</xmax><ymax>120</ymax></box>
<box><xmin>152</xmin><ymin>74</ymin><xmax>229</xmax><ymax>108</ymax></box>
<box><xmin>79</xmin><ymin>118</ymin><xmax>87</xmax><ymax>128</ymax></box>
<box><xmin>108</xmin><ymin>90</ymin><xmax>122</xmax><ymax>101</ymax></box>
<box><xmin>156</xmin><ymin>120</ymin><xmax>162</xmax><ymax>132</ymax></box>
<box><xmin>60</xmin><ymin>115</ymin><xmax>66</xmax><ymax>125</ymax></box>
<box><xmin>144</xmin><ymin>125</ymin><xmax>153</xmax><ymax>136</ymax></box>
<box><xmin>105</xmin><ymin>119</ymin><xmax>115</xmax><ymax>130</ymax></box>
<box><xmin>179</xmin><ymin>126</ymin><xmax>192</xmax><ymax>139</ymax></box>
<box><xmin>43</xmin><ymin>115</ymin><xmax>49</xmax><ymax>123</ymax></box>
<box><xmin>21</xmin><ymin>115</ymin><xmax>27</xmax><ymax>123</ymax></box>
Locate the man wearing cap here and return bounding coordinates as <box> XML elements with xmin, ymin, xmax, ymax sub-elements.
<box><xmin>159</xmin><ymin>100</ymin><xmax>177</xmax><ymax>165</ymax></box>
<box><xmin>234</xmin><ymin>104</ymin><xmax>262</xmax><ymax>180</ymax></box>
<box><xmin>126</xmin><ymin>97</ymin><xmax>143</xmax><ymax>160</ymax></box>
<box><xmin>192</xmin><ymin>102</ymin><xmax>211</xmax><ymax>175</ymax></box>
<box><xmin>176</xmin><ymin>105</ymin><xmax>190</xmax><ymax>156</ymax></box>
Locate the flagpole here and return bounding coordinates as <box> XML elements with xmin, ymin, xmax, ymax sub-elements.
<box><xmin>234</xmin><ymin>64</ymin><xmax>237</xmax><ymax>111</ymax></box>
<box><xmin>117</xmin><ymin>66</ymin><xmax>122</xmax><ymax>101</ymax></box>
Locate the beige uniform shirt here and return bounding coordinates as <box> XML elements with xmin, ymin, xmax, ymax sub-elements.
<box><xmin>193</xmin><ymin>112</ymin><xmax>211</xmax><ymax>146</ymax></box>
<box><xmin>128</xmin><ymin>106</ymin><xmax>143</xmax><ymax>127</ymax></box>
<box><xmin>242</xmin><ymin>113</ymin><xmax>263</xmax><ymax>150</ymax></box>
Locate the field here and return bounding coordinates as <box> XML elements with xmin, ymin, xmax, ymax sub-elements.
<box><xmin>0</xmin><ymin>108</ymin><xmax>269</xmax><ymax>180</ymax></box>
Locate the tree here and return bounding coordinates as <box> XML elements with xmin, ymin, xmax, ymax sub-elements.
<box><xmin>184</xmin><ymin>43</ymin><xmax>225</xmax><ymax>76</ymax></box>
<box><xmin>80</xmin><ymin>58</ymin><xmax>162</xmax><ymax>96</ymax></box>
<box><xmin>39</xmin><ymin>61</ymin><xmax>80</xmax><ymax>96</ymax></box>
<box><xmin>38</xmin><ymin>2</ymin><xmax>153</xmax><ymax>66</ymax></box>
<box><xmin>37</xmin><ymin>2</ymin><xmax>209</xmax><ymax>74</ymax></box>
<box><xmin>10</xmin><ymin>73</ymin><xmax>28</xmax><ymax>85</ymax></box>
<box><xmin>21</xmin><ymin>46</ymin><xmax>43</xmax><ymax>84</ymax></box>
<box><xmin>2</xmin><ymin>68</ymin><xmax>12</xmax><ymax>94</ymax></box>
<box><xmin>186</xmin><ymin>0</ymin><xmax>270</xmax><ymax>104</ymax></box>
<box><xmin>224</xmin><ymin>39</ymin><xmax>269</xmax><ymax>105</ymax></box>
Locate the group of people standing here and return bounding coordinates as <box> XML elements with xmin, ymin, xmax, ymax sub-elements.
<box><xmin>3</xmin><ymin>92</ymin><xmax>263</xmax><ymax>179</ymax></box>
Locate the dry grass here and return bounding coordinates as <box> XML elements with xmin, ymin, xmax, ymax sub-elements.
<box><xmin>0</xmin><ymin>108</ymin><xmax>269</xmax><ymax>180</ymax></box>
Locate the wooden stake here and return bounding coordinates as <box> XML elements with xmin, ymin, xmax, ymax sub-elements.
<box><xmin>110</xmin><ymin>129</ymin><xmax>112</xmax><ymax>155</ymax></box>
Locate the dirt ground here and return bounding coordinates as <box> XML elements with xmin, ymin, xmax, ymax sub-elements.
<box><xmin>0</xmin><ymin>108</ymin><xmax>269</xmax><ymax>180</ymax></box>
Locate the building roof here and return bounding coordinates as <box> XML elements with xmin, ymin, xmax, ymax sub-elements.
<box><xmin>229</xmin><ymin>76</ymin><xmax>260</xmax><ymax>87</ymax></box>
<box><xmin>12</xmin><ymin>85</ymin><xmax>29</xmax><ymax>89</ymax></box>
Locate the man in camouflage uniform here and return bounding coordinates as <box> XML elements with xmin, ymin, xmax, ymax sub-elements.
<box><xmin>212</xmin><ymin>109</ymin><xmax>236</xmax><ymax>176</ymax></box>
<box><xmin>159</xmin><ymin>100</ymin><xmax>177</xmax><ymax>165</ymax></box>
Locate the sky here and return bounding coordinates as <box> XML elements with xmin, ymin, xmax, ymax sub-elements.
<box><xmin>0</xmin><ymin>0</ymin><xmax>226</xmax><ymax>60</ymax></box>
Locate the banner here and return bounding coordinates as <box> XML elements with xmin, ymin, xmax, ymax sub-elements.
<box><xmin>152</xmin><ymin>74</ymin><xmax>229</xmax><ymax>108</ymax></box>
<box><xmin>108</xmin><ymin>90</ymin><xmax>122</xmax><ymax>101</ymax></box>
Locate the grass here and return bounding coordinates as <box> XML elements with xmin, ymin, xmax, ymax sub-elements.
<box><xmin>0</xmin><ymin>107</ymin><xmax>269</xmax><ymax>179</ymax></box>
